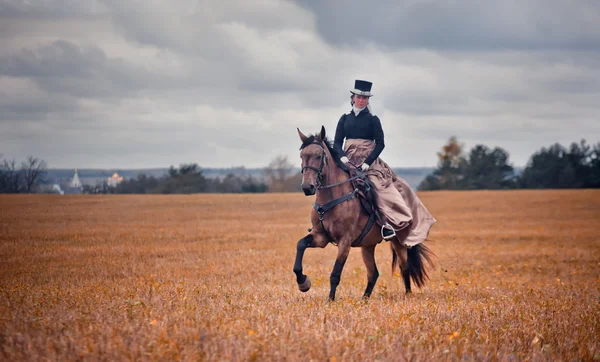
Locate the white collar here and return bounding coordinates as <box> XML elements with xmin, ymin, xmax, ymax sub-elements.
<box><xmin>352</xmin><ymin>106</ymin><xmax>366</xmax><ymax>116</ymax></box>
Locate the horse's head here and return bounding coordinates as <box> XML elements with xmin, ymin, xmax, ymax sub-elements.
<box><xmin>298</xmin><ymin>126</ymin><xmax>329</xmax><ymax>196</ymax></box>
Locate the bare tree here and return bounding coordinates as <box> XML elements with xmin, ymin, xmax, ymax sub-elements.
<box><xmin>263</xmin><ymin>155</ymin><xmax>297</xmax><ymax>192</ymax></box>
<box><xmin>22</xmin><ymin>156</ymin><xmax>47</xmax><ymax>193</ymax></box>
<box><xmin>0</xmin><ymin>155</ymin><xmax>48</xmax><ymax>193</ymax></box>
<box><xmin>0</xmin><ymin>158</ymin><xmax>22</xmax><ymax>193</ymax></box>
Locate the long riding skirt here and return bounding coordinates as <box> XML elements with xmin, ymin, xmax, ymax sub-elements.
<box><xmin>344</xmin><ymin>139</ymin><xmax>436</xmax><ymax>247</ymax></box>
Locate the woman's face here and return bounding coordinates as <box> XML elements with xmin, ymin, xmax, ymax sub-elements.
<box><xmin>353</xmin><ymin>95</ymin><xmax>369</xmax><ymax>109</ymax></box>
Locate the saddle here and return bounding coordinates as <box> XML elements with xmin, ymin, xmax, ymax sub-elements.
<box><xmin>349</xmin><ymin>169</ymin><xmax>386</xmax><ymax>234</ymax></box>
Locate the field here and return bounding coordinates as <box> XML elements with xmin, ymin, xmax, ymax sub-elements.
<box><xmin>1</xmin><ymin>190</ymin><xmax>599</xmax><ymax>361</ymax></box>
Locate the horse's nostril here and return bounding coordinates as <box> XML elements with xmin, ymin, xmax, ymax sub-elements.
<box><xmin>302</xmin><ymin>184</ymin><xmax>316</xmax><ymax>196</ymax></box>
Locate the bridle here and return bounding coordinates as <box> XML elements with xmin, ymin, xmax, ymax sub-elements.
<box><xmin>300</xmin><ymin>141</ymin><xmax>328</xmax><ymax>188</ymax></box>
<box><xmin>301</xmin><ymin>140</ymin><xmax>362</xmax><ymax>191</ymax></box>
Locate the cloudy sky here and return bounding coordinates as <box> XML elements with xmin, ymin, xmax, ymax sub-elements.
<box><xmin>1</xmin><ymin>0</ymin><xmax>599</xmax><ymax>169</ymax></box>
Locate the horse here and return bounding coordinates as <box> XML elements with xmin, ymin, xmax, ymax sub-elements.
<box><xmin>293</xmin><ymin>126</ymin><xmax>433</xmax><ymax>301</ymax></box>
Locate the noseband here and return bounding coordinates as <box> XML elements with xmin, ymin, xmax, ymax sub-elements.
<box><xmin>301</xmin><ymin>141</ymin><xmax>328</xmax><ymax>188</ymax></box>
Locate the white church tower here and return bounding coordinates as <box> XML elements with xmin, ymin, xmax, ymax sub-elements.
<box><xmin>70</xmin><ymin>169</ymin><xmax>82</xmax><ymax>188</ymax></box>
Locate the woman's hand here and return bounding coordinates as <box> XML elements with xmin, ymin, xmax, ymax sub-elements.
<box><xmin>340</xmin><ymin>156</ymin><xmax>349</xmax><ymax>164</ymax></box>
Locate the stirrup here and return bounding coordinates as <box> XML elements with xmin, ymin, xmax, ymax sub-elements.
<box><xmin>381</xmin><ymin>223</ymin><xmax>396</xmax><ymax>241</ymax></box>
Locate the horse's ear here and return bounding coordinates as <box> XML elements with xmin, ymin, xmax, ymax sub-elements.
<box><xmin>297</xmin><ymin>128</ymin><xmax>308</xmax><ymax>143</ymax></box>
<box><xmin>319</xmin><ymin>125</ymin><xmax>326</xmax><ymax>140</ymax></box>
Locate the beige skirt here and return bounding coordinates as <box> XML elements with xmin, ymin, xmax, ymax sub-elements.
<box><xmin>344</xmin><ymin>139</ymin><xmax>436</xmax><ymax>247</ymax></box>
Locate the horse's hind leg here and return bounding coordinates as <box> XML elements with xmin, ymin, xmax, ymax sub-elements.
<box><xmin>328</xmin><ymin>243</ymin><xmax>351</xmax><ymax>301</ymax></box>
<box><xmin>361</xmin><ymin>245</ymin><xmax>379</xmax><ymax>299</ymax></box>
<box><xmin>391</xmin><ymin>238</ymin><xmax>411</xmax><ymax>294</ymax></box>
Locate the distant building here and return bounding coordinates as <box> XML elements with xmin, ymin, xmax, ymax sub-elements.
<box><xmin>107</xmin><ymin>173</ymin><xmax>123</xmax><ymax>187</ymax></box>
<box><xmin>63</xmin><ymin>169</ymin><xmax>83</xmax><ymax>194</ymax></box>
<box><xmin>39</xmin><ymin>183</ymin><xmax>64</xmax><ymax>194</ymax></box>
<box><xmin>52</xmin><ymin>184</ymin><xmax>64</xmax><ymax>195</ymax></box>
<box><xmin>70</xmin><ymin>169</ymin><xmax>82</xmax><ymax>188</ymax></box>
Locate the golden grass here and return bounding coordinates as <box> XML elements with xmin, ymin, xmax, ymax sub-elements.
<box><xmin>0</xmin><ymin>190</ymin><xmax>599</xmax><ymax>361</ymax></box>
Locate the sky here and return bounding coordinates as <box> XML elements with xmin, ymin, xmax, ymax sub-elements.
<box><xmin>1</xmin><ymin>0</ymin><xmax>599</xmax><ymax>169</ymax></box>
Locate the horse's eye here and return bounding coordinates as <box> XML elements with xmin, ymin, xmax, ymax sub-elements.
<box><xmin>316</xmin><ymin>155</ymin><xmax>321</xmax><ymax>160</ymax></box>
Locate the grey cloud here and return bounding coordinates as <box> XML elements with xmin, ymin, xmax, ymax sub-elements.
<box><xmin>98</xmin><ymin>0</ymin><xmax>313</xmax><ymax>54</ymax></box>
<box><xmin>0</xmin><ymin>40</ymin><xmax>180</xmax><ymax>98</ymax></box>
<box><xmin>0</xmin><ymin>95</ymin><xmax>78</xmax><ymax>121</ymax></box>
<box><xmin>294</xmin><ymin>0</ymin><xmax>600</xmax><ymax>51</ymax></box>
<box><xmin>368</xmin><ymin>48</ymin><xmax>600</xmax><ymax>125</ymax></box>
<box><xmin>0</xmin><ymin>0</ymin><xmax>107</xmax><ymax>17</ymax></box>
<box><xmin>0</xmin><ymin>41</ymin><xmax>105</xmax><ymax>78</ymax></box>
<box><xmin>536</xmin><ymin>73</ymin><xmax>600</xmax><ymax>95</ymax></box>
<box><xmin>0</xmin><ymin>1</ymin><xmax>336</xmax><ymax>100</ymax></box>
<box><xmin>0</xmin><ymin>114</ymin><xmax>293</xmax><ymax>168</ymax></box>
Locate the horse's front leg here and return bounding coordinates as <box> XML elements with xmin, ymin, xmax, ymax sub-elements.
<box><xmin>329</xmin><ymin>243</ymin><xmax>351</xmax><ymax>301</ymax></box>
<box><xmin>293</xmin><ymin>232</ymin><xmax>329</xmax><ymax>292</ymax></box>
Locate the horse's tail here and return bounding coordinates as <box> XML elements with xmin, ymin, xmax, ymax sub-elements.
<box><xmin>391</xmin><ymin>242</ymin><xmax>434</xmax><ymax>288</ymax></box>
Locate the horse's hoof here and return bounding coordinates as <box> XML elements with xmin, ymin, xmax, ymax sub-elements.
<box><xmin>298</xmin><ymin>277</ymin><xmax>311</xmax><ymax>292</ymax></box>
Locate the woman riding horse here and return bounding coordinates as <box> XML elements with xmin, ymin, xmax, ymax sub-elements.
<box><xmin>335</xmin><ymin>79</ymin><xmax>436</xmax><ymax>245</ymax></box>
<box><xmin>293</xmin><ymin>80</ymin><xmax>437</xmax><ymax>301</ymax></box>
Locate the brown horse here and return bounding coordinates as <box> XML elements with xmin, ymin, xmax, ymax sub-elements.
<box><xmin>293</xmin><ymin>126</ymin><xmax>433</xmax><ymax>301</ymax></box>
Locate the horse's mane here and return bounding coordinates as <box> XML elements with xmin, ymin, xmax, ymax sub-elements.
<box><xmin>299</xmin><ymin>135</ymin><xmax>348</xmax><ymax>173</ymax></box>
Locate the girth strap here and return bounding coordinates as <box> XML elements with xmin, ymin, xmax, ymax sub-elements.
<box><xmin>313</xmin><ymin>189</ymin><xmax>358</xmax><ymax>245</ymax></box>
<box><xmin>313</xmin><ymin>189</ymin><xmax>359</xmax><ymax>218</ymax></box>
<box><xmin>351</xmin><ymin>212</ymin><xmax>377</xmax><ymax>247</ymax></box>
<box><xmin>312</xmin><ymin>187</ymin><xmax>377</xmax><ymax>248</ymax></box>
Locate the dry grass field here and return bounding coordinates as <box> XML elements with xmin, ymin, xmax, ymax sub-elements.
<box><xmin>1</xmin><ymin>190</ymin><xmax>599</xmax><ymax>361</ymax></box>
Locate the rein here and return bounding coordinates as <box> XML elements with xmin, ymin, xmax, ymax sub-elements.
<box><xmin>318</xmin><ymin>174</ymin><xmax>362</xmax><ymax>190</ymax></box>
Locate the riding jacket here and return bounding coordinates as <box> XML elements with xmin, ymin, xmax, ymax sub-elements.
<box><xmin>333</xmin><ymin>108</ymin><xmax>385</xmax><ymax>166</ymax></box>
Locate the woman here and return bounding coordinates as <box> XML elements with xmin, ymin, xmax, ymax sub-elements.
<box><xmin>333</xmin><ymin>79</ymin><xmax>436</xmax><ymax>246</ymax></box>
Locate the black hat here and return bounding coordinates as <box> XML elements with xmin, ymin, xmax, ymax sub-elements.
<box><xmin>350</xmin><ymin>79</ymin><xmax>373</xmax><ymax>97</ymax></box>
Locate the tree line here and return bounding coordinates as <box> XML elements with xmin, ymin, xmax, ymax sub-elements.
<box><xmin>89</xmin><ymin>163</ymin><xmax>271</xmax><ymax>194</ymax></box>
<box><xmin>84</xmin><ymin>157</ymin><xmax>302</xmax><ymax>194</ymax></box>
<box><xmin>2</xmin><ymin>137</ymin><xmax>599</xmax><ymax>194</ymax></box>
<box><xmin>418</xmin><ymin>137</ymin><xmax>600</xmax><ymax>190</ymax></box>
<box><xmin>113</xmin><ymin>156</ymin><xmax>304</xmax><ymax>194</ymax></box>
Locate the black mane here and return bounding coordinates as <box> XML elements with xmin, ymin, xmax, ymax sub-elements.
<box><xmin>300</xmin><ymin>135</ymin><xmax>348</xmax><ymax>173</ymax></box>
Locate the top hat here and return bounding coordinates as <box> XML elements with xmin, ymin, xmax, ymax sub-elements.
<box><xmin>350</xmin><ymin>80</ymin><xmax>373</xmax><ymax>97</ymax></box>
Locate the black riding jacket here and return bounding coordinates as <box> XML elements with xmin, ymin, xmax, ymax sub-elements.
<box><xmin>333</xmin><ymin>108</ymin><xmax>385</xmax><ymax>166</ymax></box>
